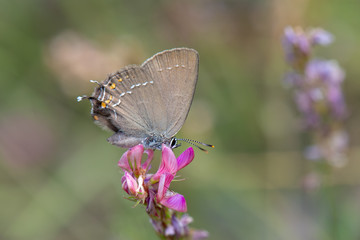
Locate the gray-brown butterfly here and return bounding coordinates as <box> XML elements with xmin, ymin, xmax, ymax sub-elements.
<box><xmin>78</xmin><ymin>48</ymin><xmax>213</xmax><ymax>151</ymax></box>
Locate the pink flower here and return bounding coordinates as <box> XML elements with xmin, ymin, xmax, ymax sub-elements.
<box><xmin>122</xmin><ymin>171</ymin><xmax>147</xmax><ymax>199</ymax></box>
<box><xmin>118</xmin><ymin>144</ymin><xmax>153</xmax><ymax>177</ymax></box>
<box><xmin>157</xmin><ymin>173</ymin><xmax>187</xmax><ymax>212</ymax></box>
<box><xmin>152</xmin><ymin>144</ymin><xmax>194</xmax><ymax>182</ymax></box>
<box><xmin>117</xmin><ymin>144</ymin><xmax>205</xmax><ymax>238</ymax></box>
<box><xmin>119</xmin><ymin>144</ymin><xmax>194</xmax><ymax>212</ymax></box>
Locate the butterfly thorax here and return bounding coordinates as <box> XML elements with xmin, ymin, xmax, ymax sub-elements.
<box><xmin>142</xmin><ymin>135</ymin><xmax>172</xmax><ymax>150</ymax></box>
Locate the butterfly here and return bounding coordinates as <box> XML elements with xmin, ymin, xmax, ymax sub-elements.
<box><xmin>78</xmin><ymin>48</ymin><xmax>213</xmax><ymax>151</ymax></box>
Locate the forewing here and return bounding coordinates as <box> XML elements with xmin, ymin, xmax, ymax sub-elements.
<box><xmin>90</xmin><ymin>65</ymin><xmax>162</xmax><ymax>138</ymax></box>
<box><xmin>141</xmin><ymin>48</ymin><xmax>199</xmax><ymax>137</ymax></box>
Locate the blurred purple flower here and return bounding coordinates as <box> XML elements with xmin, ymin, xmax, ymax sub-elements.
<box><xmin>282</xmin><ymin>26</ymin><xmax>348</xmax><ymax>167</ymax></box>
<box><xmin>283</xmin><ymin>27</ymin><xmax>311</xmax><ymax>55</ymax></box>
<box><xmin>309</xmin><ymin>28</ymin><xmax>334</xmax><ymax>46</ymax></box>
<box><xmin>295</xmin><ymin>91</ymin><xmax>312</xmax><ymax>114</ymax></box>
<box><xmin>294</xmin><ymin>90</ymin><xmax>320</xmax><ymax>128</ymax></box>
<box><xmin>304</xmin><ymin>60</ymin><xmax>347</xmax><ymax>120</ymax></box>
<box><xmin>165</xmin><ymin>214</ymin><xmax>209</xmax><ymax>240</ymax></box>
<box><xmin>305</xmin><ymin>60</ymin><xmax>345</xmax><ymax>85</ymax></box>
<box><xmin>324</xmin><ymin>130</ymin><xmax>349</xmax><ymax>167</ymax></box>
<box><xmin>191</xmin><ymin>229</ymin><xmax>210</xmax><ymax>240</ymax></box>
<box><xmin>283</xmin><ymin>26</ymin><xmax>334</xmax><ymax>68</ymax></box>
<box><xmin>328</xmin><ymin>84</ymin><xmax>346</xmax><ymax>118</ymax></box>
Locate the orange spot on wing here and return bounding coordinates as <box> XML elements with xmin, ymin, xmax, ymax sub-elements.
<box><xmin>105</xmin><ymin>95</ymin><xmax>112</xmax><ymax>104</ymax></box>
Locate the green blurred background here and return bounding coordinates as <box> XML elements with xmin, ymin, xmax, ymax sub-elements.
<box><xmin>1</xmin><ymin>0</ymin><xmax>360</xmax><ymax>239</ymax></box>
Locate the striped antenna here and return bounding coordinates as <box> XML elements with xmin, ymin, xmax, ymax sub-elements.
<box><xmin>177</xmin><ymin>138</ymin><xmax>214</xmax><ymax>153</ymax></box>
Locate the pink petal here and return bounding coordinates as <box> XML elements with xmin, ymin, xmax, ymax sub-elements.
<box><xmin>124</xmin><ymin>171</ymin><xmax>138</xmax><ymax>195</ymax></box>
<box><xmin>152</xmin><ymin>144</ymin><xmax>177</xmax><ymax>181</ymax></box>
<box><xmin>128</xmin><ymin>144</ymin><xmax>144</xmax><ymax>171</ymax></box>
<box><xmin>142</xmin><ymin>149</ymin><xmax>154</xmax><ymax>170</ymax></box>
<box><xmin>118</xmin><ymin>149</ymin><xmax>131</xmax><ymax>172</ymax></box>
<box><xmin>157</xmin><ymin>173</ymin><xmax>174</xmax><ymax>201</ymax></box>
<box><xmin>121</xmin><ymin>175</ymin><xmax>130</xmax><ymax>194</ymax></box>
<box><xmin>161</xmin><ymin>144</ymin><xmax>178</xmax><ymax>173</ymax></box>
<box><xmin>160</xmin><ymin>193</ymin><xmax>187</xmax><ymax>212</ymax></box>
<box><xmin>176</xmin><ymin>147</ymin><xmax>194</xmax><ymax>171</ymax></box>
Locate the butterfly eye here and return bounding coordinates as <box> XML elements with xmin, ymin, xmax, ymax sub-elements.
<box><xmin>170</xmin><ymin>138</ymin><xmax>177</xmax><ymax>148</ymax></box>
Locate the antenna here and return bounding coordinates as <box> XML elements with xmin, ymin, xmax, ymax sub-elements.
<box><xmin>177</xmin><ymin>138</ymin><xmax>214</xmax><ymax>153</ymax></box>
<box><xmin>76</xmin><ymin>95</ymin><xmax>96</xmax><ymax>102</ymax></box>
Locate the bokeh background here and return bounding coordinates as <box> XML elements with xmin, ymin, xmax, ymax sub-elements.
<box><xmin>1</xmin><ymin>0</ymin><xmax>360</xmax><ymax>239</ymax></box>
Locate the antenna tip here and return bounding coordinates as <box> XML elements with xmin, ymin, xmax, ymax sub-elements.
<box><xmin>77</xmin><ymin>96</ymin><xmax>86</xmax><ymax>102</ymax></box>
<box><xmin>89</xmin><ymin>80</ymin><xmax>101</xmax><ymax>85</ymax></box>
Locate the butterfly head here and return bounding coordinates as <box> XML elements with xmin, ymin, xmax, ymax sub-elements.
<box><xmin>170</xmin><ymin>137</ymin><xmax>181</xmax><ymax>149</ymax></box>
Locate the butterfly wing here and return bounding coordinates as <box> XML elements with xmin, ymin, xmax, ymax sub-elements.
<box><xmin>88</xmin><ymin>48</ymin><xmax>199</xmax><ymax>148</ymax></box>
<box><xmin>141</xmin><ymin>48</ymin><xmax>199</xmax><ymax>138</ymax></box>
<box><xmin>90</xmin><ymin>65</ymin><xmax>162</xmax><ymax>147</ymax></box>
